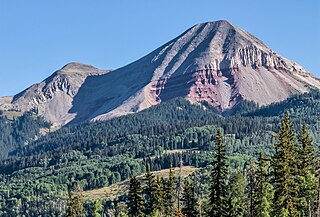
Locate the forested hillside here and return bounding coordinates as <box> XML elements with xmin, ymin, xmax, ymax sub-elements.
<box><xmin>0</xmin><ymin>91</ymin><xmax>320</xmax><ymax>216</ymax></box>
<box><xmin>0</xmin><ymin>111</ymin><xmax>50</xmax><ymax>159</ymax></box>
<box><xmin>248</xmin><ymin>89</ymin><xmax>320</xmax><ymax>118</ymax></box>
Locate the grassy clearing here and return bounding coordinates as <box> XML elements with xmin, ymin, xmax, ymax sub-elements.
<box><xmin>83</xmin><ymin>166</ymin><xmax>197</xmax><ymax>201</ymax></box>
<box><xmin>164</xmin><ymin>148</ymin><xmax>200</xmax><ymax>155</ymax></box>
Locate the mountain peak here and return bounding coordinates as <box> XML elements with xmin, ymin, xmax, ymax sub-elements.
<box><xmin>58</xmin><ymin>62</ymin><xmax>104</xmax><ymax>75</ymax></box>
<box><xmin>3</xmin><ymin>63</ymin><xmax>111</xmax><ymax>126</ymax></box>
<box><xmin>197</xmin><ymin>20</ymin><xmax>232</xmax><ymax>26</ymax></box>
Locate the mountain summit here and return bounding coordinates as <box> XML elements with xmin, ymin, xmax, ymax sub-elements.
<box><xmin>1</xmin><ymin>20</ymin><xmax>319</xmax><ymax>125</ymax></box>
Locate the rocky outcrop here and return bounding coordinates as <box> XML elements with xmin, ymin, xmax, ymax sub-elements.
<box><xmin>0</xmin><ymin>63</ymin><xmax>109</xmax><ymax>126</ymax></box>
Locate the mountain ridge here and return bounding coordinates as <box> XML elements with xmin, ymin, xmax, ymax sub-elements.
<box><xmin>0</xmin><ymin>20</ymin><xmax>319</xmax><ymax>126</ymax></box>
<box><xmin>0</xmin><ymin>62</ymin><xmax>110</xmax><ymax>126</ymax></box>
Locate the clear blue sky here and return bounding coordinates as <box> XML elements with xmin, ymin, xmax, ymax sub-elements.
<box><xmin>0</xmin><ymin>0</ymin><xmax>319</xmax><ymax>96</ymax></box>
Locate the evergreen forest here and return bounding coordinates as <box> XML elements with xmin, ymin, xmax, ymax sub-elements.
<box><xmin>0</xmin><ymin>90</ymin><xmax>320</xmax><ymax>216</ymax></box>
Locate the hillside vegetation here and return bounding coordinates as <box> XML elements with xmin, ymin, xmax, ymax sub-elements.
<box><xmin>0</xmin><ymin>90</ymin><xmax>320</xmax><ymax>216</ymax></box>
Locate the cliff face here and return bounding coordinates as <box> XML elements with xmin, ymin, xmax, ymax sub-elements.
<box><xmin>1</xmin><ymin>20</ymin><xmax>319</xmax><ymax>126</ymax></box>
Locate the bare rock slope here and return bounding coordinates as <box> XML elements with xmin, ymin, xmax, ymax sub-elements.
<box><xmin>87</xmin><ymin>20</ymin><xmax>320</xmax><ymax>121</ymax></box>
<box><xmin>1</xmin><ymin>20</ymin><xmax>319</xmax><ymax>125</ymax></box>
<box><xmin>0</xmin><ymin>63</ymin><xmax>109</xmax><ymax>126</ymax></box>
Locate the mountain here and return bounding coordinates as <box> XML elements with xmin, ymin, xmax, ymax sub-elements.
<box><xmin>1</xmin><ymin>20</ymin><xmax>319</xmax><ymax>126</ymax></box>
<box><xmin>0</xmin><ymin>63</ymin><xmax>109</xmax><ymax>126</ymax></box>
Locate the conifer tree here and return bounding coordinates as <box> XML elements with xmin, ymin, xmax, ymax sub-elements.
<box><xmin>154</xmin><ymin>176</ymin><xmax>165</xmax><ymax>213</ymax></box>
<box><xmin>177</xmin><ymin>157</ymin><xmax>184</xmax><ymax>210</ymax></box>
<box><xmin>297</xmin><ymin>124</ymin><xmax>317</xmax><ymax>216</ymax></box>
<box><xmin>226</xmin><ymin>170</ymin><xmax>248</xmax><ymax>217</ymax></box>
<box><xmin>181</xmin><ymin>178</ymin><xmax>199</xmax><ymax>217</ymax></box>
<box><xmin>272</xmin><ymin>112</ymin><xmax>299</xmax><ymax>216</ymax></box>
<box><xmin>145</xmin><ymin>164</ymin><xmax>157</xmax><ymax>214</ymax></box>
<box><xmin>127</xmin><ymin>176</ymin><xmax>145</xmax><ymax>217</ymax></box>
<box><xmin>298</xmin><ymin>124</ymin><xmax>315</xmax><ymax>174</ymax></box>
<box><xmin>247</xmin><ymin>158</ymin><xmax>256</xmax><ymax>217</ymax></box>
<box><xmin>254</xmin><ymin>152</ymin><xmax>273</xmax><ymax>217</ymax></box>
<box><xmin>164</xmin><ymin>162</ymin><xmax>176</xmax><ymax>216</ymax></box>
<box><xmin>66</xmin><ymin>183</ymin><xmax>85</xmax><ymax>217</ymax></box>
<box><xmin>210</xmin><ymin>130</ymin><xmax>228</xmax><ymax>217</ymax></box>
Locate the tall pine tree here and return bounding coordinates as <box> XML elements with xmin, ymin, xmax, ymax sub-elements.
<box><xmin>210</xmin><ymin>130</ymin><xmax>228</xmax><ymax>217</ymax></box>
<box><xmin>226</xmin><ymin>170</ymin><xmax>248</xmax><ymax>217</ymax></box>
<box><xmin>154</xmin><ymin>176</ymin><xmax>165</xmax><ymax>214</ymax></box>
<box><xmin>272</xmin><ymin>112</ymin><xmax>299</xmax><ymax>216</ymax></box>
<box><xmin>127</xmin><ymin>176</ymin><xmax>145</xmax><ymax>217</ymax></box>
<box><xmin>254</xmin><ymin>152</ymin><xmax>273</xmax><ymax>217</ymax></box>
<box><xmin>164</xmin><ymin>162</ymin><xmax>176</xmax><ymax>216</ymax></box>
<box><xmin>297</xmin><ymin>124</ymin><xmax>317</xmax><ymax>216</ymax></box>
<box><xmin>145</xmin><ymin>164</ymin><xmax>157</xmax><ymax>215</ymax></box>
<box><xmin>181</xmin><ymin>178</ymin><xmax>199</xmax><ymax>217</ymax></box>
<box><xmin>247</xmin><ymin>158</ymin><xmax>256</xmax><ymax>217</ymax></box>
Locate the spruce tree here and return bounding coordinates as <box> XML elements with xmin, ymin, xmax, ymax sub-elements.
<box><xmin>127</xmin><ymin>176</ymin><xmax>145</xmax><ymax>217</ymax></box>
<box><xmin>297</xmin><ymin>124</ymin><xmax>317</xmax><ymax>216</ymax></box>
<box><xmin>145</xmin><ymin>164</ymin><xmax>156</xmax><ymax>214</ymax></box>
<box><xmin>226</xmin><ymin>170</ymin><xmax>248</xmax><ymax>217</ymax></box>
<box><xmin>254</xmin><ymin>152</ymin><xmax>273</xmax><ymax>217</ymax></box>
<box><xmin>272</xmin><ymin>112</ymin><xmax>299</xmax><ymax>216</ymax></box>
<box><xmin>298</xmin><ymin>124</ymin><xmax>315</xmax><ymax>174</ymax></box>
<box><xmin>210</xmin><ymin>130</ymin><xmax>228</xmax><ymax>217</ymax></box>
<box><xmin>154</xmin><ymin>176</ymin><xmax>165</xmax><ymax>213</ymax></box>
<box><xmin>181</xmin><ymin>178</ymin><xmax>199</xmax><ymax>217</ymax></box>
<box><xmin>247</xmin><ymin>158</ymin><xmax>256</xmax><ymax>217</ymax></box>
<box><xmin>164</xmin><ymin>163</ymin><xmax>176</xmax><ymax>216</ymax></box>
